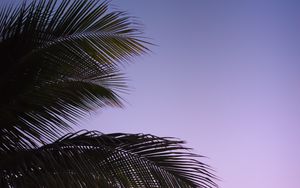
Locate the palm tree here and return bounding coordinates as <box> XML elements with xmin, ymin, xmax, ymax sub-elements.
<box><xmin>0</xmin><ymin>0</ymin><xmax>217</xmax><ymax>187</ymax></box>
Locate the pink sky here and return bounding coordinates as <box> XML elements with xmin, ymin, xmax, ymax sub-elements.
<box><xmin>84</xmin><ymin>1</ymin><xmax>300</xmax><ymax>187</ymax></box>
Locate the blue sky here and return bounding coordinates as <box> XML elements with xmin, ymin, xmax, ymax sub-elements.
<box><xmin>3</xmin><ymin>0</ymin><xmax>300</xmax><ymax>187</ymax></box>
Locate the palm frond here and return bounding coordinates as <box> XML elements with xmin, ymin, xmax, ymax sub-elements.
<box><xmin>0</xmin><ymin>0</ymin><xmax>149</xmax><ymax>150</ymax></box>
<box><xmin>0</xmin><ymin>131</ymin><xmax>217</xmax><ymax>188</ymax></box>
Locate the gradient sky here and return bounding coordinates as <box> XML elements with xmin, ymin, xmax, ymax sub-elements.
<box><xmin>93</xmin><ymin>1</ymin><xmax>300</xmax><ymax>187</ymax></box>
<box><xmin>3</xmin><ymin>0</ymin><xmax>300</xmax><ymax>187</ymax></box>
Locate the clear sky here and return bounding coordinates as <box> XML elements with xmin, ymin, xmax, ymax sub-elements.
<box><xmin>92</xmin><ymin>1</ymin><xmax>300</xmax><ymax>187</ymax></box>
<box><xmin>3</xmin><ymin>0</ymin><xmax>300</xmax><ymax>187</ymax></box>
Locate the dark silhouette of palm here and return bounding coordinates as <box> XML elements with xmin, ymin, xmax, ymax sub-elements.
<box><xmin>0</xmin><ymin>0</ymin><xmax>217</xmax><ymax>187</ymax></box>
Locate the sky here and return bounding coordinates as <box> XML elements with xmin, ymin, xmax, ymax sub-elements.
<box><xmin>94</xmin><ymin>1</ymin><xmax>300</xmax><ymax>187</ymax></box>
<box><xmin>3</xmin><ymin>0</ymin><xmax>300</xmax><ymax>187</ymax></box>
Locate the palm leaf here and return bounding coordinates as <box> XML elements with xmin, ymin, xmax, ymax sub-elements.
<box><xmin>0</xmin><ymin>131</ymin><xmax>217</xmax><ymax>188</ymax></box>
<box><xmin>0</xmin><ymin>0</ymin><xmax>149</xmax><ymax>151</ymax></box>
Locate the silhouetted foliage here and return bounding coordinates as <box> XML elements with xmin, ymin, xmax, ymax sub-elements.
<box><xmin>0</xmin><ymin>0</ymin><xmax>217</xmax><ymax>187</ymax></box>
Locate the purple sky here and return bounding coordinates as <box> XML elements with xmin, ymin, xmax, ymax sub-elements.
<box><xmin>3</xmin><ymin>0</ymin><xmax>300</xmax><ymax>187</ymax></box>
<box><xmin>87</xmin><ymin>1</ymin><xmax>299</xmax><ymax>187</ymax></box>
